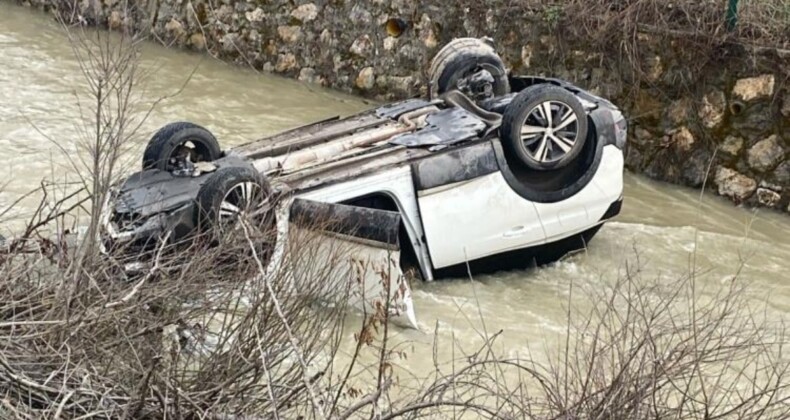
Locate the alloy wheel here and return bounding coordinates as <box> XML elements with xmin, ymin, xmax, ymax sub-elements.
<box><xmin>218</xmin><ymin>181</ymin><xmax>261</xmax><ymax>229</ymax></box>
<box><xmin>519</xmin><ymin>100</ymin><xmax>581</xmax><ymax>164</ymax></box>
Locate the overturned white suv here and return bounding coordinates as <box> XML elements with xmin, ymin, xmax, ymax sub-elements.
<box><xmin>101</xmin><ymin>38</ymin><xmax>627</xmax><ymax>327</ymax></box>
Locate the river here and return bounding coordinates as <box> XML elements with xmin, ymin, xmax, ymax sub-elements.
<box><xmin>1</xmin><ymin>3</ymin><xmax>788</xmax><ymax>381</ymax></box>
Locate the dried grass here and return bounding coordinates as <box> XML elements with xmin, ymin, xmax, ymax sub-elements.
<box><xmin>553</xmin><ymin>0</ymin><xmax>790</xmax><ymax>50</ymax></box>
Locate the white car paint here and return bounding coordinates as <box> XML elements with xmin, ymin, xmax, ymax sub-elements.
<box><xmin>292</xmin><ymin>145</ymin><xmax>624</xmax><ymax>274</ymax></box>
<box><xmin>417</xmin><ymin>172</ymin><xmax>546</xmax><ymax>269</ymax></box>
<box><xmin>416</xmin><ymin>145</ymin><xmax>624</xmax><ymax>268</ymax></box>
<box><xmin>534</xmin><ymin>145</ymin><xmax>624</xmax><ymax>242</ymax></box>
<box><xmin>593</xmin><ymin>145</ymin><xmax>626</xmax><ymax>204</ymax></box>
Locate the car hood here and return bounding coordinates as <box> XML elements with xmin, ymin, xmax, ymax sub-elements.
<box><xmin>114</xmin><ymin>169</ymin><xmax>204</xmax><ymax>218</ymax></box>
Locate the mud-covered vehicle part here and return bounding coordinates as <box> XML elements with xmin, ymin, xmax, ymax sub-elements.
<box><xmin>143</xmin><ymin>122</ymin><xmax>222</xmax><ymax>171</ymax></box>
<box><xmin>429</xmin><ymin>38</ymin><xmax>510</xmax><ymax>102</ymax></box>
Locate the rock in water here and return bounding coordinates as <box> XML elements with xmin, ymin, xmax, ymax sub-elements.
<box><xmin>715</xmin><ymin>167</ymin><xmax>757</xmax><ymax>202</ymax></box>
<box><xmin>756</xmin><ymin>188</ymin><xmax>781</xmax><ymax>207</ymax></box>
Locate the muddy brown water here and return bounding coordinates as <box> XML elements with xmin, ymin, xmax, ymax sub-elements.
<box><xmin>2</xmin><ymin>4</ymin><xmax>788</xmax><ymax>379</ymax></box>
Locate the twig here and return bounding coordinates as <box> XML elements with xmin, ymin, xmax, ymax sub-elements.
<box><xmin>103</xmin><ymin>231</ymin><xmax>170</xmax><ymax>309</ymax></box>
<box><xmin>336</xmin><ymin>379</ymin><xmax>392</xmax><ymax>420</ymax></box>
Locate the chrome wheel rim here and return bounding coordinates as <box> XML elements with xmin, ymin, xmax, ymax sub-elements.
<box><xmin>218</xmin><ymin>182</ymin><xmax>261</xmax><ymax>229</ymax></box>
<box><xmin>520</xmin><ymin>100</ymin><xmax>580</xmax><ymax>164</ymax></box>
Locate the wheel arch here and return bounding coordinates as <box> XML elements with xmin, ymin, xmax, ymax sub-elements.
<box><xmin>493</xmin><ymin>111</ymin><xmax>607</xmax><ymax>204</ymax></box>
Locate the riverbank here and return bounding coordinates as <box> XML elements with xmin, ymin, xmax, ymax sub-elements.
<box><xmin>4</xmin><ymin>0</ymin><xmax>790</xmax><ymax>214</ymax></box>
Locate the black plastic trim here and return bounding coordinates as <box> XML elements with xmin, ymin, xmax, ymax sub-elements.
<box><xmin>412</xmin><ymin>142</ymin><xmax>499</xmax><ymax>191</ymax></box>
<box><xmin>434</xmin><ymin>224</ymin><xmax>604</xmax><ymax>278</ymax></box>
<box><xmin>508</xmin><ymin>76</ymin><xmax>617</xmax><ymax>109</ymax></box>
<box><xmin>600</xmin><ymin>198</ymin><xmax>623</xmax><ymax>221</ymax></box>
<box><xmin>290</xmin><ymin>198</ymin><xmax>401</xmax><ymax>246</ymax></box>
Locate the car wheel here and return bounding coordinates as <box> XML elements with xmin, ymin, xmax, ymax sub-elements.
<box><xmin>143</xmin><ymin>122</ymin><xmax>222</xmax><ymax>171</ymax></box>
<box><xmin>500</xmin><ymin>85</ymin><xmax>588</xmax><ymax>171</ymax></box>
<box><xmin>429</xmin><ymin>38</ymin><xmax>510</xmax><ymax>102</ymax></box>
<box><xmin>195</xmin><ymin>166</ymin><xmax>273</xmax><ymax>235</ymax></box>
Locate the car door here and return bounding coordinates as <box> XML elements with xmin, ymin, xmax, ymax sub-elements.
<box><xmin>413</xmin><ymin>143</ymin><xmax>546</xmax><ymax>269</ymax></box>
<box><xmin>530</xmin><ymin>182</ymin><xmax>600</xmax><ymax>242</ymax></box>
<box><xmin>288</xmin><ymin>198</ymin><xmax>417</xmax><ymax>329</ymax></box>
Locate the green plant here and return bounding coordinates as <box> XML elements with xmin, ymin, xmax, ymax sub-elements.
<box><xmin>543</xmin><ymin>5</ymin><xmax>563</xmax><ymax>28</ymax></box>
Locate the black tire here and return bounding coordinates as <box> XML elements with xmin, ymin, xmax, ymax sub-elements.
<box><xmin>143</xmin><ymin>122</ymin><xmax>222</xmax><ymax>171</ymax></box>
<box><xmin>429</xmin><ymin>38</ymin><xmax>510</xmax><ymax>101</ymax></box>
<box><xmin>195</xmin><ymin>166</ymin><xmax>273</xmax><ymax>233</ymax></box>
<box><xmin>500</xmin><ymin>85</ymin><xmax>588</xmax><ymax>171</ymax></box>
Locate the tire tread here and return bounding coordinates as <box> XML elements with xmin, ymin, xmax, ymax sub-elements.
<box><xmin>195</xmin><ymin>166</ymin><xmax>269</xmax><ymax>230</ymax></box>
<box><xmin>429</xmin><ymin>38</ymin><xmax>509</xmax><ymax>99</ymax></box>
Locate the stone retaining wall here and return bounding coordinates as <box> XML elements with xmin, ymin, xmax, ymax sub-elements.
<box><xmin>9</xmin><ymin>0</ymin><xmax>790</xmax><ymax>213</ymax></box>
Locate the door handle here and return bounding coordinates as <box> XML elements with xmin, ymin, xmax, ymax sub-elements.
<box><xmin>503</xmin><ymin>226</ymin><xmax>528</xmax><ymax>238</ymax></box>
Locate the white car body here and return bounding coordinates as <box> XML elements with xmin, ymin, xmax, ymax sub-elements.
<box><xmin>274</xmin><ymin>143</ymin><xmax>624</xmax><ymax>328</ymax></box>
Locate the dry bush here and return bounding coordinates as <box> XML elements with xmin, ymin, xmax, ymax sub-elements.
<box><xmin>0</xmin><ymin>3</ymin><xmax>406</xmax><ymax>417</ymax></box>
<box><xmin>336</xmin><ymin>251</ymin><xmax>789</xmax><ymax>419</ymax></box>
<box><xmin>2</xmin><ymin>190</ymin><xmax>788</xmax><ymax>419</ymax></box>
<box><xmin>0</xmin><ymin>198</ymin><xmax>355</xmax><ymax>418</ymax></box>
<box><xmin>1</xmin><ymin>5</ymin><xmax>356</xmax><ymax>415</ymax></box>
<box><xmin>520</xmin><ymin>0</ymin><xmax>789</xmax><ymax>95</ymax></box>
<box><xmin>553</xmin><ymin>0</ymin><xmax>790</xmax><ymax>49</ymax></box>
<box><xmin>24</xmin><ymin>0</ymin><xmax>196</xmax><ymax>261</ymax></box>
<box><xmin>0</xmin><ymin>181</ymin><xmax>421</xmax><ymax>419</ymax></box>
<box><xmin>528</xmin><ymin>251</ymin><xmax>790</xmax><ymax>418</ymax></box>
